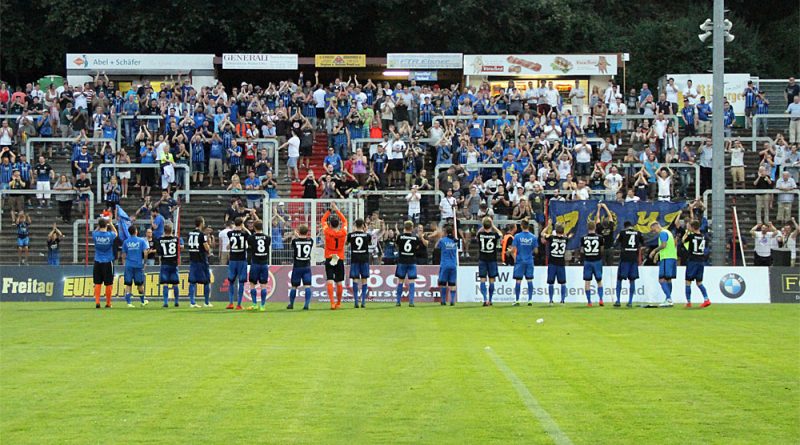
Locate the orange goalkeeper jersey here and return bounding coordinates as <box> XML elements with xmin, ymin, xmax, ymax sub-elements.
<box><xmin>322</xmin><ymin>210</ymin><xmax>348</xmax><ymax>259</ymax></box>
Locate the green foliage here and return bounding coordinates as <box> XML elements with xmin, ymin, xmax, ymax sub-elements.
<box><xmin>0</xmin><ymin>0</ymin><xmax>796</xmax><ymax>86</ymax></box>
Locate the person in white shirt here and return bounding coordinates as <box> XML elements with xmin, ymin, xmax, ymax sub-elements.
<box><xmin>572</xmin><ymin>180</ymin><xmax>590</xmax><ymax>200</ymax></box>
<box><xmin>604</xmin><ymin>166</ymin><xmax>623</xmax><ymax>200</ymax></box>
<box><xmin>603</xmin><ymin>80</ymin><xmax>616</xmax><ymax>105</ymax></box>
<box><xmin>656</xmin><ymin>166</ymin><xmax>673</xmax><ymax>201</ymax></box>
<box><xmin>608</xmin><ymin>96</ymin><xmax>627</xmax><ymax>145</ymax></box>
<box><xmin>726</xmin><ymin>139</ymin><xmax>746</xmax><ymax>189</ymax></box>
<box><xmin>598</xmin><ymin>137</ymin><xmax>616</xmax><ymax>171</ymax></box>
<box><xmin>218</xmin><ymin>221</ymin><xmax>233</xmax><ymax>265</ymax></box>
<box><xmin>665</xmin><ymin>77</ymin><xmax>680</xmax><ymax>114</ymax></box>
<box><xmin>786</xmin><ymin>95</ymin><xmax>800</xmax><ymax>144</ymax></box>
<box><xmin>439</xmin><ymin>189</ymin><xmax>457</xmax><ymax>222</ymax></box>
<box><xmin>750</xmin><ymin>222</ymin><xmax>779</xmax><ymax>266</ymax></box>
<box><xmin>574</xmin><ymin>137</ymin><xmax>593</xmax><ymax>179</ymax></box>
<box><xmin>569</xmin><ymin>80</ymin><xmax>586</xmax><ymax>128</ymax></box>
<box><xmin>775</xmin><ymin>171</ymin><xmax>798</xmax><ymax>223</ymax></box>
<box><xmin>684</xmin><ymin>80</ymin><xmax>699</xmax><ymax>106</ymax></box>
<box><xmin>545</xmin><ymin>82</ymin><xmax>561</xmax><ymax>115</ymax></box>
<box><xmin>278</xmin><ymin>132</ymin><xmax>301</xmax><ymax>182</ymax></box>
<box><xmin>405</xmin><ymin>185</ymin><xmax>422</xmax><ymax>223</ymax></box>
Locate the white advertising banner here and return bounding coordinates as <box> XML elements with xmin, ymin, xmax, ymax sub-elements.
<box><xmin>222</xmin><ymin>53</ymin><xmax>298</xmax><ymax>70</ymax></box>
<box><xmin>387</xmin><ymin>53</ymin><xmax>463</xmax><ymax>69</ymax></box>
<box><xmin>463</xmin><ymin>54</ymin><xmax>618</xmax><ymax>77</ymax></box>
<box><xmin>666</xmin><ymin>73</ymin><xmax>752</xmax><ymax>115</ymax></box>
<box><xmin>66</xmin><ymin>54</ymin><xmax>214</xmax><ymax>71</ymax></box>
<box><xmin>456</xmin><ymin>266</ymin><xmax>770</xmax><ymax>304</ymax></box>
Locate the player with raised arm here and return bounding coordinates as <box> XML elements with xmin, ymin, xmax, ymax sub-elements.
<box><xmin>437</xmin><ymin>225</ymin><xmax>459</xmax><ymax>306</ymax></box>
<box><xmin>395</xmin><ymin>221</ymin><xmax>421</xmax><ymax>307</ymax></box>
<box><xmin>187</xmin><ymin>216</ymin><xmax>211</xmax><ymax>307</ymax></box>
<box><xmin>322</xmin><ymin>203</ymin><xmax>348</xmax><ymax>310</ymax></box>
<box><xmin>648</xmin><ymin>221</ymin><xmax>678</xmax><ymax>307</ymax></box>
<box><xmin>581</xmin><ymin>221</ymin><xmax>605</xmax><ymax>307</ymax></box>
<box><xmin>614</xmin><ymin>221</ymin><xmax>643</xmax><ymax>307</ymax></box>
<box><xmin>226</xmin><ymin>217</ymin><xmax>249</xmax><ymax>310</ymax></box>
<box><xmin>157</xmin><ymin>223</ymin><xmax>181</xmax><ymax>308</ymax></box>
<box><xmin>92</xmin><ymin>218</ymin><xmax>118</xmax><ymax>308</ymax></box>
<box><xmin>511</xmin><ymin>219</ymin><xmax>538</xmax><ymax>306</ymax></box>
<box><xmin>247</xmin><ymin>221</ymin><xmax>271</xmax><ymax>312</ymax></box>
<box><xmin>122</xmin><ymin>226</ymin><xmax>150</xmax><ymax>308</ymax></box>
<box><xmin>347</xmin><ymin>218</ymin><xmax>372</xmax><ymax>308</ymax></box>
<box><xmin>476</xmin><ymin>217</ymin><xmax>503</xmax><ymax>306</ymax></box>
<box><xmin>288</xmin><ymin>224</ymin><xmax>314</xmax><ymax>310</ymax></box>
<box><xmin>682</xmin><ymin>220</ymin><xmax>712</xmax><ymax>308</ymax></box>
<box><xmin>543</xmin><ymin>221</ymin><xmax>570</xmax><ymax>304</ymax></box>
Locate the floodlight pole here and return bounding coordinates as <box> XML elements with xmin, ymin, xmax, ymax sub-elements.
<box><xmin>711</xmin><ymin>0</ymin><xmax>726</xmax><ymax>266</ymax></box>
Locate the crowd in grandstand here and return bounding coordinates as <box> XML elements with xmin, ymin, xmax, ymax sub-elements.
<box><xmin>1</xmin><ymin>72</ymin><xmax>799</xmax><ymax>266</ymax></box>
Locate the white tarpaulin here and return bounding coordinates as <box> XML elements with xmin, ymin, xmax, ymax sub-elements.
<box><xmin>667</xmin><ymin>73</ymin><xmax>752</xmax><ymax>115</ymax></box>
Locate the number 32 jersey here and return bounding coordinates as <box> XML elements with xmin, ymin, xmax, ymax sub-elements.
<box><xmin>580</xmin><ymin>233</ymin><xmax>603</xmax><ymax>263</ymax></box>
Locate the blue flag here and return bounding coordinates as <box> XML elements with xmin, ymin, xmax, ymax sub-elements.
<box><xmin>548</xmin><ymin>200</ymin><xmax>687</xmax><ymax>249</ymax></box>
<box><xmin>116</xmin><ymin>206</ymin><xmax>131</xmax><ymax>242</ymax></box>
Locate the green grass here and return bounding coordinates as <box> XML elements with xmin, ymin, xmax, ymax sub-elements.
<box><xmin>1</xmin><ymin>302</ymin><xmax>798</xmax><ymax>445</ymax></box>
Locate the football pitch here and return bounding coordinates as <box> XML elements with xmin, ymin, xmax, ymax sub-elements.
<box><xmin>1</xmin><ymin>302</ymin><xmax>798</xmax><ymax>444</ymax></box>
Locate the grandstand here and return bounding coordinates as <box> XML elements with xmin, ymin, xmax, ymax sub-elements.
<box><xmin>0</xmin><ymin>65</ymin><xmax>798</xmax><ymax>267</ymax></box>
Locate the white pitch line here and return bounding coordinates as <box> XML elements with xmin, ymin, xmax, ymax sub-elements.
<box><xmin>485</xmin><ymin>346</ymin><xmax>573</xmax><ymax>445</ymax></box>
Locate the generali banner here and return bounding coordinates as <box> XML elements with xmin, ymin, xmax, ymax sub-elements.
<box><xmin>463</xmin><ymin>54</ymin><xmax>619</xmax><ymax>76</ymax></box>
<box><xmin>222</xmin><ymin>53</ymin><xmax>298</xmax><ymax>70</ymax></box>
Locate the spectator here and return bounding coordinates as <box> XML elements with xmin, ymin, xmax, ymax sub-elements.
<box><xmin>779</xmin><ymin>218</ymin><xmax>799</xmax><ymax>266</ymax></box>
<box><xmin>681</xmin><ymin>98</ymin><xmax>696</xmax><ymax>137</ymax></box>
<box><xmin>754</xmin><ymin>91</ymin><xmax>770</xmax><ymax>135</ymax></box>
<box><xmin>697</xmin><ymin>139</ymin><xmax>713</xmax><ymax>194</ymax></box>
<box><xmin>572</xmin><ymin>179</ymin><xmax>590</xmax><ymax>200</ymax></box>
<box><xmin>301</xmin><ymin>170</ymin><xmax>319</xmax><ymax>199</ymax></box>
<box><xmin>244</xmin><ymin>170</ymin><xmax>262</xmax><ymax>209</ymax></box>
<box><xmin>677</xmin><ymin>144</ymin><xmax>696</xmax><ymax>198</ymax></box>
<box><xmin>440</xmin><ymin>189</ymin><xmax>457</xmax><ymax>223</ymax></box>
<box><xmin>74</xmin><ymin>171</ymin><xmax>91</xmax><ymax>215</ymax></box>
<box><xmin>775</xmin><ymin>170</ymin><xmax>798</xmax><ymax>224</ymax></box>
<box><xmin>32</xmin><ymin>155</ymin><xmax>54</xmax><ymax>208</ymax></box>
<box><xmin>53</xmin><ymin>174</ymin><xmax>74</xmax><ymax>222</ymax></box>
<box><xmin>754</xmin><ymin>166</ymin><xmax>774</xmax><ymax>224</ymax></box>
<box><xmin>786</xmin><ymin>95</ymin><xmax>800</xmax><ymax>144</ymax></box>
<box><xmin>104</xmin><ymin>176</ymin><xmax>121</xmax><ymax>211</ymax></box>
<box><xmin>696</xmin><ymin>96</ymin><xmax>712</xmax><ymax>134</ymax></box>
<box><xmin>750</xmin><ymin>222</ymin><xmax>779</xmax><ymax>266</ymax></box>
<box><xmin>15</xmin><ymin>211</ymin><xmax>31</xmax><ymax>265</ymax></box>
<box><xmin>786</xmin><ymin>77</ymin><xmax>800</xmax><ymax>105</ymax></box>
<box><xmin>604</xmin><ymin>166</ymin><xmax>623</xmax><ymax>201</ymax></box>
<box><xmin>324</xmin><ymin>147</ymin><xmax>342</xmax><ymax>173</ymax></box>
<box><xmin>574</xmin><ymin>136</ymin><xmax>592</xmax><ymax>180</ymax></box>
<box><xmin>277</xmin><ymin>131</ymin><xmax>301</xmax><ymax>182</ymax></box>
<box><xmin>405</xmin><ymin>185</ymin><xmax>421</xmax><ymax>223</ymax></box>
<box><xmin>656</xmin><ymin>166</ymin><xmax>674</xmax><ymax>202</ymax></box>
<box><xmin>726</xmin><ymin>139</ymin><xmax>746</xmax><ymax>189</ymax></box>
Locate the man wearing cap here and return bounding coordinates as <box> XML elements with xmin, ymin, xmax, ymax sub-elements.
<box><xmin>681</xmin><ymin>98</ymin><xmax>696</xmax><ymax>136</ymax></box>
<box><xmin>743</xmin><ymin>80</ymin><xmax>758</xmax><ymax>129</ymax></box>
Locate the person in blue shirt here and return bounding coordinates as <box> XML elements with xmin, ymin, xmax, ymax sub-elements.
<box><xmin>122</xmin><ymin>225</ymin><xmax>151</xmax><ymax>307</ymax></box>
<box><xmin>437</xmin><ymin>225</ymin><xmax>459</xmax><ymax>306</ymax></box>
<box><xmin>72</xmin><ymin>145</ymin><xmax>93</xmax><ymax>175</ymax></box>
<box><xmin>92</xmin><ymin>218</ymin><xmax>118</xmax><ymax>308</ymax></box>
<box><xmin>695</xmin><ymin>96</ymin><xmax>712</xmax><ymax>134</ymax></box>
<box><xmin>743</xmin><ymin>80</ymin><xmax>758</xmax><ymax>129</ymax></box>
<box><xmin>139</xmin><ymin>142</ymin><xmax>157</xmax><ymax>198</ymax></box>
<box><xmin>755</xmin><ymin>91</ymin><xmax>770</xmax><ymax>135</ymax></box>
<box><xmin>511</xmin><ymin>219</ymin><xmax>538</xmax><ymax>306</ymax></box>
<box><xmin>324</xmin><ymin>147</ymin><xmax>342</xmax><ymax>173</ymax></box>
<box><xmin>15</xmin><ymin>212</ymin><xmax>31</xmax><ymax>265</ymax></box>
<box><xmin>208</xmin><ymin>134</ymin><xmax>224</xmax><ymax>187</ymax></box>
<box><xmin>467</xmin><ymin>113</ymin><xmax>484</xmax><ymax>143</ymax></box>
<box><xmin>722</xmin><ymin>101</ymin><xmax>736</xmax><ymax>137</ymax></box>
<box><xmin>244</xmin><ymin>170</ymin><xmax>262</xmax><ymax>209</ymax></box>
<box><xmin>227</xmin><ymin>140</ymin><xmax>242</xmax><ymax>178</ymax></box>
<box><xmin>681</xmin><ymin>98</ymin><xmax>696</xmax><ymax>136</ymax></box>
<box><xmin>151</xmin><ymin>209</ymin><xmax>165</xmax><ymax>241</ymax></box>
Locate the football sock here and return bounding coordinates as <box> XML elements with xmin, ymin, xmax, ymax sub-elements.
<box><xmin>409</xmin><ymin>283</ymin><xmax>416</xmax><ymax>305</ymax></box>
<box><xmin>686</xmin><ymin>285</ymin><xmax>692</xmax><ymax>302</ymax></box>
<box><xmin>615</xmin><ymin>280</ymin><xmax>622</xmax><ymax>302</ymax></box>
<box><xmin>163</xmin><ymin>286</ymin><xmax>170</xmax><ymax>306</ymax></box>
<box><xmin>660</xmin><ymin>282</ymin><xmax>670</xmax><ymax>299</ymax></box>
<box><xmin>527</xmin><ymin>281</ymin><xmax>533</xmax><ymax>301</ymax></box>
<box><xmin>336</xmin><ymin>283</ymin><xmax>343</xmax><ymax>304</ymax></box>
<box><xmin>514</xmin><ymin>282</ymin><xmax>521</xmax><ymax>301</ymax></box>
<box><xmin>261</xmin><ymin>288</ymin><xmax>267</xmax><ymax>305</ymax></box>
<box><xmin>361</xmin><ymin>283</ymin><xmax>368</xmax><ymax>304</ymax></box>
<box><xmin>352</xmin><ymin>285</ymin><xmax>360</xmax><ymax>304</ymax></box>
<box><xmin>203</xmin><ymin>284</ymin><xmax>210</xmax><ymax>305</ymax></box>
<box><xmin>104</xmin><ymin>285</ymin><xmax>112</xmax><ymax>305</ymax></box>
<box><xmin>667</xmin><ymin>282</ymin><xmax>673</xmax><ymax>299</ymax></box>
<box><xmin>628</xmin><ymin>281</ymin><xmax>636</xmax><ymax>304</ymax></box>
<box><xmin>94</xmin><ymin>284</ymin><xmax>101</xmax><ymax>305</ymax></box>
<box><xmin>124</xmin><ymin>292</ymin><xmax>132</xmax><ymax>305</ymax></box>
<box><xmin>480</xmin><ymin>282</ymin><xmax>487</xmax><ymax>302</ymax></box>
<box><xmin>598</xmin><ymin>286</ymin><xmax>604</xmax><ymax>302</ymax></box>
<box><xmin>560</xmin><ymin>285</ymin><xmax>567</xmax><ymax>303</ymax></box>
<box><xmin>450</xmin><ymin>288</ymin><xmax>456</xmax><ymax>304</ymax></box>
<box><xmin>327</xmin><ymin>283</ymin><xmax>335</xmax><ymax>306</ymax></box>
<box><xmin>139</xmin><ymin>292</ymin><xmax>145</xmax><ymax>304</ymax></box>
<box><xmin>172</xmin><ymin>286</ymin><xmax>179</xmax><ymax>304</ymax></box>
<box><xmin>236</xmin><ymin>280</ymin><xmax>245</xmax><ymax>305</ymax></box>
<box><xmin>440</xmin><ymin>286</ymin><xmax>447</xmax><ymax>304</ymax></box>
<box><xmin>698</xmin><ymin>284</ymin><xmax>709</xmax><ymax>300</ymax></box>
<box><xmin>250</xmin><ymin>288</ymin><xmax>257</xmax><ymax>305</ymax></box>
<box><xmin>396</xmin><ymin>284</ymin><xmax>403</xmax><ymax>304</ymax></box>
<box><xmin>289</xmin><ymin>288</ymin><xmax>297</xmax><ymax>305</ymax></box>
<box><xmin>303</xmin><ymin>288</ymin><xmax>311</xmax><ymax>308</ymax></box>
<box><xmin>488</xmin><ymin>283</ymin><xmax>495</xmax><ymax>302</ymax></box>
<box><xmin>228</xmin><ymin>280</ymin><xmax>235</xmax><ymax>305</ymax></box>
<box><xmin>548</xmin><ymin>284</ymin><xmax>554</xmax><ymax>303</ymax></box>
<box><xmin>188</xmin><ymin>283</ymin><xmax>197</xmax><ymax>305</ymax></box>
<box><xmin>586</xmin><ymin>288</ymin><xmax>592</xmax><ymax>303</ymax></box>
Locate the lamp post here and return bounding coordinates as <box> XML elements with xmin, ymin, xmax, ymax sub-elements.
<box><xmin>699</xmin><ymin>0</ymin><xmax>734</xmax><ymax>266</ymax></box>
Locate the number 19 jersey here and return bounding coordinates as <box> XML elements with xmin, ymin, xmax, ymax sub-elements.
<box><xmin>291</xmin><ymin>238</ymin><xmax>314</xmax><ymax>268</ymax></box>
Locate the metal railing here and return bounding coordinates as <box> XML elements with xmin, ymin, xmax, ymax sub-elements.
<box><xmin>115</xmin><ymin>115</ymin><xmax>164</xmax><ymax>149</ymax></box>
<box><xmin>432</xmin><ymin>114</ymin><xmax>519</xmax><ymax>145</ymax></box>
<box><xmin>173</xmin><ymin>190</ymin><xmax>269</xmax><ymax>227</ymax></box>
<box><xmin>680</xmin><ymin>136</ymin><xmax>775</xmax><ymax>152</ymax></box>
<box><xmin>0</xmin><ymin>189</ymin><xmax>93</xmax><ymax>232</ymax></box>
<box><xmin>702</xmin><ymin>189</ymin><xmax>800</xmax><ymax>222</ymax></box>
<box><xmin>25</xmin><ymin>137</ymin><xmax>116</xmax><ymax>161</ymax></box>
<box><xmin>752</xmin><ymin>114</ymin><xmax>795</xmax><ymax>150</ymax></box>
<box><xmin>96</xmin><ymin>163</ymin><xmax>190</xmax><ymax>204</ymax></box>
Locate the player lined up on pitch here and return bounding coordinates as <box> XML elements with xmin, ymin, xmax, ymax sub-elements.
<box><xmin>86</xmin><ymin>206</ymin><xmax>712</xmax><ymax>310</ymax></box>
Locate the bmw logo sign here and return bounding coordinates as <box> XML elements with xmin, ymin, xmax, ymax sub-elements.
<box><xmin>719</xmin><ymin>273</ymin><xmax>746</xmax><ymax>299</ymax></box>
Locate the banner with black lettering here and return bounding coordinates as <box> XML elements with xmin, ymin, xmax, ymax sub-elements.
<box><xmin>548</xmin><ymin>200</ymin><xmax>687</xmax><ymax>249</ymax></box>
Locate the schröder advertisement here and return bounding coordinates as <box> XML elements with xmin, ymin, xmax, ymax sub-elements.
<box><xmin>455</xmin><ymin>266</ymin><xmax>770</xmax><ymax>304</ymax></box>
<box><xmin>464</xmin><ymin>54</ymin><xmax>618</xmax><ymax>76</ymax></box>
